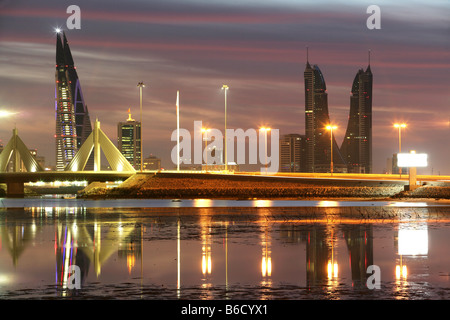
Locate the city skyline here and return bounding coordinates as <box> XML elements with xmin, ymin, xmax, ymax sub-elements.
<box><xmin>0</xmin><ymin>0</ymin><xmax>449</xmax><ymax>174</ymax></box>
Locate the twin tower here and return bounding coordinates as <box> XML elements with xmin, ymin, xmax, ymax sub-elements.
<box><xmin>303</xmin><ymin>53</ymin><xmax>373</xmax><ymax>174</ymax></box>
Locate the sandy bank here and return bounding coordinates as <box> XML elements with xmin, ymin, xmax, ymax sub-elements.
<box><xmin>75</xmin><ymin>172</ymin><xmax>450</xmax><ymax>200</ymax></box>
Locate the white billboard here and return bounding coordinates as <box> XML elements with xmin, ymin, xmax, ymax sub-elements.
<box><xmin>397</xmin><ymin>153</ymin><xmax>428</xmax><ymax>167</ymax></box>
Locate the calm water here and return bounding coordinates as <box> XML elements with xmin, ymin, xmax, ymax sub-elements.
<box><xmin>1</xmin><ymin>198</ymin><xmax>450</xmax><ymax>300</ymax></box>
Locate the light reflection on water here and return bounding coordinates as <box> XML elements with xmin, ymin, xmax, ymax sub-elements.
<box><xmin>0</xmin><ymin>201</ymin><xmax>449</xmax><ymax>299</ymax></box>
<box><xmin>1</xmin><ymin>198</ymin><xmax>448</xmax><ymax>208</ymax></box>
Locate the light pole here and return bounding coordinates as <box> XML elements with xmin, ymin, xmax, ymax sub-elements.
<box><xmin>394</xmin><ymin>123</ymin><xmax>406</xmax><ymax>177</ymax></box>
<box><xmin>222</xmin><ymin>85</ymin><xmax>229</xmax><ymax>172</ymax></box>
<box><xmin>260</xmin><ymin>127</ymin><xmax>271</xmax><ymax>174</ymax></box>
<box><xmin>326</xmin><ymin>125</ymin><xmax>337</xmax><ymax>175</ymax></box>
<box><xmin>176</xmin><ymin>91</ymin><xmax>180</xmax><ymax>172</ymax></box>
<box><xmin>202</xmin><ymin>128</ymin><xmax>210</xmax><ymax>172</ymax></box>
<box><xmin>137</xmin><ymin>81</ymin><xmax>145</xmax><ymax>172</ymax></box>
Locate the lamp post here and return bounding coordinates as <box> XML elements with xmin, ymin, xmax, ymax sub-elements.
<box><xmin>222</xmin><ymin>85</ymin><xmax>229</xmax><ymax>172</ymax></box>
<box><xmin>137</xmin><ymin>82</ymin><xmax>145</xmax><ymax>172</ymax></box>
<box><xmin>202</xmin><ymin>128</ymin><xmax>210</xmax><ymax>172</ymax></box>
<box><xmin>326</xmin><ymin>125</ymin><xmax>337</xmax><ymax>175</ymax></box>
<box><xmin>394</xmin><ymin>123</ymin><xmax>406</xmax><ymax>177</ymax></box>
<box><xmin>260</xmin><ymin>127</ymin><xmax>271</xmax><ymax>174</ymax></box>
<box><xmin>176</xmin><ymin>91</ymin><xmax>180</xmax><ymax>172</ymax></box>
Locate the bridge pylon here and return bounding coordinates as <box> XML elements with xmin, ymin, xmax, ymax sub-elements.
<box><xmin>65</xmin><ymin>119</ymin><xmax>136</xmax><ymax>172</ymax></box>
<box><xmin>0</xmin><ymin>128</ymin><xmax>44</xmax><ymax>173</ymax></box>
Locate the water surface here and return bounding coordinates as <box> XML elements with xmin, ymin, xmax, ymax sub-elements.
<box><xmin>0</xmin><ymin>198</ymin><xmax>449</xmax><ymax>300</ymax></box>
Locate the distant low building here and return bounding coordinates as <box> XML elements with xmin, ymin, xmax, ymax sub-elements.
<box><xmin>279</xmin><ymin>134</ymin><xmax>307</xmax><ymax>172</ymax></box>
<box><xmin>143</xmin><ymin>155</ymin><xmax>161</xmax><ymax>171</ymax></box>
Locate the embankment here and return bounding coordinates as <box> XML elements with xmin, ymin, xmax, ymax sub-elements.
<box><xmin>74</xmin><ymin>172</ymin><xmax>450</xmax><ymax>200</ymax></box>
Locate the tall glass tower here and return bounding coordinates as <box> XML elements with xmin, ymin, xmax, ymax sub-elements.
<box><xmin>304</xmin><ymin>58</ymin><xmax>346</xmax><ymax>173</ymax></box>
<box><xmin>340</xmin><ymin>63</ymin><xmax>373</xmax><ymax>173</ymax></box>
<box><xmin>118</xmin><ymin>111</ymin><xmax>142</xmax><ymax>171</ymax></box>
<box><xmin>55</xmin><ymin>31</ymin><xmax>92</xmax><ymax>171</ymax></box>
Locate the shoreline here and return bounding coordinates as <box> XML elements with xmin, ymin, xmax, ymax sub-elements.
<box><xmin>76</xmin><ymin>172</ymin><xmax>450</xmax><ymax>201</ymax></box>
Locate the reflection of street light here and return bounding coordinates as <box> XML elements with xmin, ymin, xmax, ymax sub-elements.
<box><xmin>326</xmin><ymin>125</ymin><xmax>337</xmax><ymax>175</ymax></box>
<box><xmin>260</xmin><ymin>127</ymin><xmax>271</xmax><ymax>174</ymax></box>
<box><xmin>396</xmin><ymin>263</ymin><xmax>407</xmax><ymax>280</ymax></box>
<box><xmin>262</xmin><ymin>255</ymin><xmax>272</xmax><ymax>277</ymax></box>
<box><xmin>137</xmin><ymin>82</ymin><xmax>145</xmax><ymax>172</ymax></box>
<box><xmin>222</xmin><ymin>85</ymin><xmax>229</xmax><ymax>171</ymax></box>
<box><xmin>261</xmin><ymin>229</ymin><xmax>272</xmax><ymax>278</ymax></box>
<box><xmin>327</xmin><ymin>261</ymin><xmax>338</xmax><ymax>279</ymax></box>
<box><xmin>202</xmin><ymin>128</ymin><xmax>211</xmax><ymax>172</ymax></box>
<box><xmin>394</xmin><ymin>123</ymin><xmax>406</xmax><ymax>177</ymax></box>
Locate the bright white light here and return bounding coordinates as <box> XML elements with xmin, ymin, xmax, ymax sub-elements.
<box><xmin>317</xmin><ymin>200</ymin><xmax>340</xmax><ymax>207</ymax></box>
<box><xmin>55</xmin><ymin>28</ymin><xmax>61</xmax><ymax>33</ymax></box>
<box><xmin>398</xmin><ymin>229</ymin><xmax>428</xmax><ymax>255</ymax></box>
<box><xmin>253</xmin><ymin>200</ymin><xmax>273</xmax><ymax>207</ymax></box>
<box><xmin>0</xmin><ymin>110</ymin><xmax>15</xmax><ymax>117</ymax></box>
<box><xmin>397</xmin><ymin>153</ymin><xmax>428</xmax><ymax>167</ymax></box>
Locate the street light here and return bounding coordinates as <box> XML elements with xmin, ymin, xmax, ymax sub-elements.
<box><xmin>202</xmin><ymin>128</ymin><xmax>211</xmax><ymax>172</ymax></box>
<box><xmin>222</xmin><ymin>85</ymin><xmax>229</xmax><ymax>171</ymax></box>
<box><xmin>137</xmin><ymin>82</ymin><xmax>145</xmax><ymax>172</ymax></box>
<box><xmin>394</xmin><ymin>123</ymin><xmax>406</xmax><ymax>177</ymax></box>
<box><xmin>260</xmin><ymin>127</ymin><xmax>271</xmax><ymax>174</ymax></box>
<box><xmin>326</xmin><ymin>125</ymin><xmax>337</xmax><ymax>175</ymax></box>
<box><xmin>0</xmin><ymin>110</ymin><xmax>15</xmax><ymax>118</ymax></box>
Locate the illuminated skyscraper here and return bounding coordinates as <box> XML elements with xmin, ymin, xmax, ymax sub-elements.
<box><xmin>118</xmin><ymin>110</ymin><xmax>141</xmax><ymax>170</ymax></box>
<box><xmin>304</xmin><ymin>56</ymin><xmax>346</xmax><ymax>173</ymax></box>
<box><xmin>55</xmin><ymin>31</ymin><xmax>92</xmax><ymax>170</ymax></box>
<box><xmin>340</xmin><ymin>62</ymin><xmax>373</xmax><ymax>173</ymax></box>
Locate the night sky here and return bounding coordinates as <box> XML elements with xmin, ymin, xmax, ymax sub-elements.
<box><xmin>0</xmin><ymin>0</ymin><xmax>449</xmax><ymax>174</ymax></box>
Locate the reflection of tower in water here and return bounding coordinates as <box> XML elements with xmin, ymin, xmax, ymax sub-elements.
<box><xmin>54</xmin><ymin>208</ymin><xmax>90</xmax><ymax>294</ymax></box>
<box><xmin>52</xmin><ymin>208</ymin><xmax>140</xmax><ymax>294</ymax></box>
<box><xmin>343</xmin><ymin>224</ymin><xmax>374</xmax><ymax>288</ymax></box>
<box><xmin>306</xmin><ymin>225</ymin><xmax>332</xmax><ymax>287</ymax></box>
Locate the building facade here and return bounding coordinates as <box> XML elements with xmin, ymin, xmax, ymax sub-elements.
<box><xmin>279</xmin><ymin>134</ymin><xmax>307</xmax><ymax>172</ymax></box>
<box><xmin>118</xmin><ymin>111</ymin><xmax>141</xmax><ymax>170</ymax></box>
<box><xmin>340</xmin><ymin>65</ymin><xmax>373</xmax><ymax>173</ymax></box>
<box><xmin>55</xmin><ymin>31</ymin><xmax>92</xmax><ymax>171</ymax></box>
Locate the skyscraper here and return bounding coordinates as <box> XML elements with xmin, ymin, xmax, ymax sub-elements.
<box><xmin>304</xmin><ymin>56</ymin><xmax>346</xmax><ymax>173</ymax></box>
<box><xmin>55</xmin><ymin>31</ymin><xmax>92</xmax><ymax>170</ymax></box>
<box><xmin>340</xmin><ymin>61</ymin><xmax>373</xmax><ymax>173</ymax></box>
<box><xmin>118</xmin><ymin>110</ymin><xmax>141</xmax><ymax>170</ymax></box>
